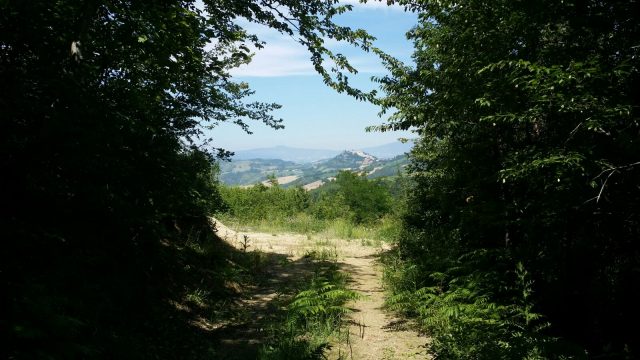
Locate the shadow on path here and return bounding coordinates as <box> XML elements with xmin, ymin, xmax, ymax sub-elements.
<box><xmin>209</xmin><ymin>250</ymin><xmax>339</xmax><ymax>359</ymax></box>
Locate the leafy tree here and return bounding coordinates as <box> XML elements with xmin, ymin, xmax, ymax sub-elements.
<box><xmin>377</xmin><ymin>0</ymin><xmax>639</xmax><ymax>357</ymax></box>
<box><xmin>314</xmin><ymin>171</ymin><xmax>392</xmax><ymax>223</ymax></box>
<box><xmin>220</xmin><ymin>184</ymin><xmax>310</xmax><ymax>221</ymax></box>
<box><xmin>1</xmin><ymin>1</ymin><xmax>377</xmax><ymax>358</ymax></box>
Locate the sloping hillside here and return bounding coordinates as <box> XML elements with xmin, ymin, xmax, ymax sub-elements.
<box><xmin>219</xmin><ymin>150</ymin><xmax>408</xmax><ymax>188</ymax></box>
<box><xmin>232</xmin><ymin>146</ymin><xmax>340</xmax><ymax>163</ymax></box>
<box><xmin>219</xmin><ymin>159</ymin><xmax>302</xmax><ymax>185</ymax></box>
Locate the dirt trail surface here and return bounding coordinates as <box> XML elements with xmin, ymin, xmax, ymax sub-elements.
<box><xmin>211</xmin><ymin>219</ymin><xmax>428</xmax><ymax>359</ymax></box>
<box><xmin>337</xmin><ymin>255</ymin><xmax>428</xmax><ymax>360</ymax></box>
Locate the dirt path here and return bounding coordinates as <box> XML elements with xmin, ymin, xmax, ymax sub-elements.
<box><xmin>211</xmin><ymin>219</ymin><xmax>428</xmax><ymax>359</ymax></box>
<box><xmin>336</xmin><ymin>255</ymin><xmax>428</xmax><ymax>360</ymax></box>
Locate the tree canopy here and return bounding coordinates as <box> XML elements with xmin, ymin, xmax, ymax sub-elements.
<box><xmin>317</xmin><ymin>170</ymin><xmax>393</xmax><ymax>224</ymax></box>
<box><xmin>378</xmin><ymin>0</ymin><xmax>639</xmax><ymax>357</ymax></box>
<box><xmin>1</xmin><ymin>1</ymin><xmax>379</xmax><ymax>358</ymax></box>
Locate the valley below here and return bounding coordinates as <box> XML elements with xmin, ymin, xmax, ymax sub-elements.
<box><xmin>219</xmin><ymin>147</ymin><xmax>410</xmax><ymax>189</ymax></box>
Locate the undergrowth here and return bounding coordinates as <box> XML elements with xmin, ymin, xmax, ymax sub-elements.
<box><xmin>381</xmin><ymin>248</ymin><xmax>585</xmax><ymax>359</ymax></box>
<box><xmin>217</xmin><ymin>176</ymin><xmax>403</xmax><ymax>245</ymax></box>
<box><xmin>259</xmin><ymin>261</ymin><xmax>359</xmax><ymax>359</ymax></box>
<box><xmin>217</xmin><ymin>212</ymin><xmax>401</xmax><ymax>244</ymax></box>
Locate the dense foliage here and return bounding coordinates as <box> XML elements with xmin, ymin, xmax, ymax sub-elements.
<box><xmin>311</xmin><ymin>171</ymin><xmax>393</xmax><ymax>223</ymax></box>
<box><xmin>260</xmin><ymin>262</ymin><xmax>358</xmax><ymax>360</ymax></box>
<box><xmin>1</xmin><ymin>1</ymin><xmax>377</xmax><ymax>358</ymax></box>
<box><xmin>221</xmin><ymin>183</ymin><xmax>311</xmax><ymax>221</ymax></box>
<box><xmin>218</xmin><ymin>171</ymin><xmax>399</xmax><ymax>240</ymax></box>
<box><xmin>378</xmin><ymin>0</ymin><xmax>639</xmax><ymax>358</ymax></box>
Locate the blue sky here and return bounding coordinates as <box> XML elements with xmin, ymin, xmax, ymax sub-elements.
<box><xmin>207</xmin><ymin>2</ymin><xmax>418</xmax><ymax>151</ymax></box>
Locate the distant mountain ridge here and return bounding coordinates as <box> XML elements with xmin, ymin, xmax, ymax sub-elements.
<box><xmin>219</xmin><ymin>149</ymin><xmax>409</xmax><ymax>188</ymax></box>
<box><xmin>231</xmin><ymin>141</ymin><xmax>413</xmax><ymax>163</ymax></box>
<box><xmin>232</xmin><ymin>146</ymin><xmax>340</xmax><ymax>163</ymax></box>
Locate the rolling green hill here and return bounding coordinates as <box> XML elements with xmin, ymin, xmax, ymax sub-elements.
<box><xmin>218</xmin><ymin>150</ymin><xmax>408</xmax><ymax>189</ymax></box>
<box><xmin>218</xmin><ymin>159</ymin><xmax>303</xmax><ymax>185</ymax></box>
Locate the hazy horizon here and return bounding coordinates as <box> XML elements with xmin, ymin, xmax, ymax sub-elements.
<box><xmin>223</xmin><ymin>139</ymin><xmax>414</xmax><ymax>152</ymax></box>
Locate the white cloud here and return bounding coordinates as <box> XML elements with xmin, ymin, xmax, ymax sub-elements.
<box><xmin>229</xmin><ymin>42</ymin><xmax>316</xmax><ymax>77</ymax></box>
<box><xmin>229</xmin><ymin>37</ymin><xmax>387</xmax><ymax>77</ymax></box>
<box><xmin>227</xmin><ymin>22</ymin><xmax>316</xmax><ymax>77</ymax></box>
<box><xmin>340</xmin><ymin>0</ymin><xmax>404</xmax><ymax>11</ymax></box>
<box><xmin>228</xmin><ymin>3</ymin><xmax>400</xmax><ymax>78</ymax></box>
